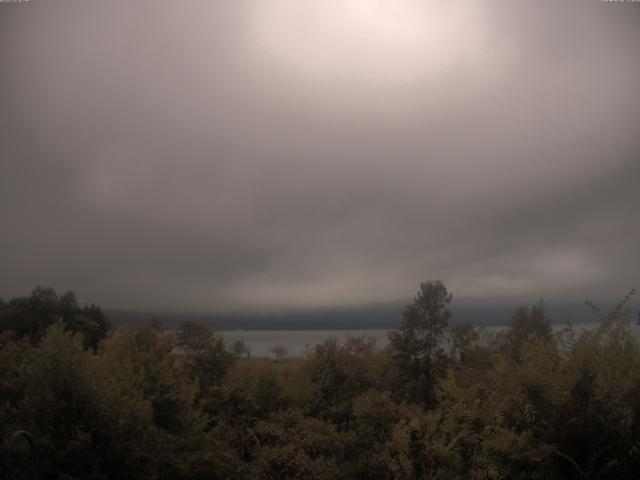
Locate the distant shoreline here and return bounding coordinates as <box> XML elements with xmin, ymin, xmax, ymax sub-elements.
<box><xmin>106</xmin><ymin>302</ymin><xmax>630</xmax><ymax>330</ymax></box>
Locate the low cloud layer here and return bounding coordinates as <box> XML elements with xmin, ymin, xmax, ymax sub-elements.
<box><xmin>1</xmin><ymin>1</ymin><xmax>639</xmax><ymax>312</ymax></box>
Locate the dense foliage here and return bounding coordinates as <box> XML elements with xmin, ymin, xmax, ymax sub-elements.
<box><xmin>1</xmin><ymin>283</ymin><xmax>639</xmax><ymax>479</ymax></box>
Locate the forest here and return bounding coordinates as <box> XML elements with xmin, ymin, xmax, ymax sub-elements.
<box><xmin>1</xmin><ymin>282</ymin><xmax>639</xmax><ymax>479</ymax></box>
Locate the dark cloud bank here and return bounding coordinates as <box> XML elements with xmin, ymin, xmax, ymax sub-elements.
<box><xmin>1</xmin><ymin>1</ymin><xmax>639</xmax><ymax>325</ymax></box>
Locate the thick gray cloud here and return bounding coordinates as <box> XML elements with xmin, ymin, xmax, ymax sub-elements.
<box><xmin>1</xmin><ymin>0</ymin><xmax>639</xmax><ymax>312</ymax></box>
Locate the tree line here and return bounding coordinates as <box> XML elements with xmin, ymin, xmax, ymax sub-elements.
<box><xmin>1</xmin><ymin>282</ymin><xmax>639</xmax><ymax>479</ymax></box>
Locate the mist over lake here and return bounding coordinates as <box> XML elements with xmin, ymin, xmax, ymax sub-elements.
<box><xmin>222</xmin><ymin>322</ymin><xmax>640</xmax><ymax>358</ymax></box>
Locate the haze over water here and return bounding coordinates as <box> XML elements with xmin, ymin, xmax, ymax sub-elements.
<box><xmin>223</xmin><ymin>322</ymin><xmax>640</xmax><ymax>358</ymax></box>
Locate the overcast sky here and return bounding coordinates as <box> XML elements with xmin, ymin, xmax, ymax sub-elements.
<box><xmin>1</xmin><ymin>0</ymin><xmax>639</xmax><ymax>313</ymax></box>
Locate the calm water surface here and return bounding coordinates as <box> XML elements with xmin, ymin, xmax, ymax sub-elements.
<box><xmin>220</xmin><ymin>322</ymin><xmax>638</xmax><ymax>358</ymax></box>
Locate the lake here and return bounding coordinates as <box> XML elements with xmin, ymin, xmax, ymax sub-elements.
<box><xmin>219</xmin><ymin>322</ymin><xmax>638</xmax><ymax>358</ymax></box>
<box><xmin>221</xmin><ymin>329</ymin><xmax>389</xmax><ymax>358</ymax></box>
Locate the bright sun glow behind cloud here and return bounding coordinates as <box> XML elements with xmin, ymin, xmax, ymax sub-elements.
<box><xmin>249</xmin><ymin>0</ymin><xmax>489</xmax><ymax>86</ymax></box>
